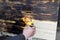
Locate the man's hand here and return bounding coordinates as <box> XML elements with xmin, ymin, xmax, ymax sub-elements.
<box><xmin>23</xmin><ymin>26</ymin><xmax>36</xmax><ymax>39</ymax></box>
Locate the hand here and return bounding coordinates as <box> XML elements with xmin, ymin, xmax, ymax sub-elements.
<box><xmin>23</xmin><ymin>26</ymin><xmax>36</xmax><ymax>39</ymax></box>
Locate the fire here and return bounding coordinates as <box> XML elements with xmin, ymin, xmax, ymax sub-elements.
<box><xmin>22</xmin><ymin>16</ymin><xmax>34</xmax><ymax>27</ymax></box>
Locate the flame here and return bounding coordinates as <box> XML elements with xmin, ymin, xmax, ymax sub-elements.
<box><xmin>22</xmin><ymin>16</ymin><xmax>34</xmax><ymax>26</ymax></box>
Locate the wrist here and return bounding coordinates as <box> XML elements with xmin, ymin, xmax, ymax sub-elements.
<box><xmin>23</xmin><ymin>33</ymin><xmax>28</xmax><ymax>39</ymax></box>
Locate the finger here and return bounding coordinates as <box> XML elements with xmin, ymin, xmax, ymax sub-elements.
<box><xmin>32</xmin><ymin>27</ymin><xmax>36</xmax><ymax>30</ymax></box>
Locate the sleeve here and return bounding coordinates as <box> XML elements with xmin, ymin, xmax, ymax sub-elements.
<box><xmin>5</xmin><ymin>34</ymin><xmax>25</xmax><ymax>40</ymax></box>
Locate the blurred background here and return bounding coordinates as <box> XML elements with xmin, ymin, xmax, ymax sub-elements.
<box><xmin>0</xmin><ymin>0</ymin><xmax>59</xmax><ymax>40</ymax></box>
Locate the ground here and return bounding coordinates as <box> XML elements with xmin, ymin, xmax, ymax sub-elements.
<box><xmin>32</xmin><ymin>20</ymin><xmax>57</xmax><ymax>40</ymax></box>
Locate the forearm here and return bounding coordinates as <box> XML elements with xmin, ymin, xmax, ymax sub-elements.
<box><xmin>5</xmin><ymin>34</ymin><xmax>25</xmax><ymax>40</ymax></box>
